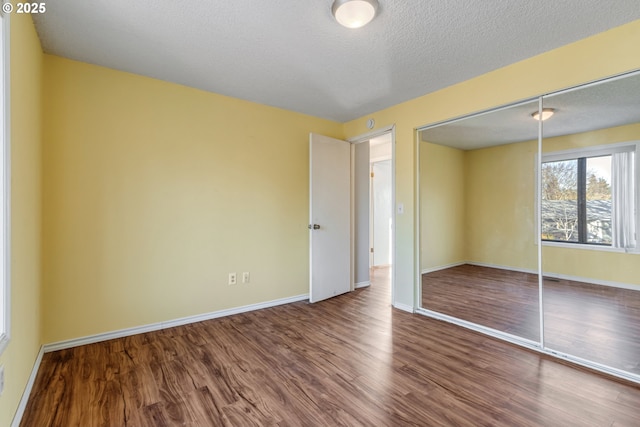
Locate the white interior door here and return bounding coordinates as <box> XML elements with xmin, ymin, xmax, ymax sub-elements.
<box><xmin>309</xmin><ymin>133</ymin><xmax>351</xmax><ymax>303</ymax></box>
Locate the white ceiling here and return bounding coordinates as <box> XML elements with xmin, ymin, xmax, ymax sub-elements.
<box><xmin>32</xmin><ymin>1</ymin><xmax>640</xmax><ymax>122</ymax></box>
<box><xmin>420</xmin><ymin>71</ymin><xmax>640</xmax><ymax>150</ymax></box>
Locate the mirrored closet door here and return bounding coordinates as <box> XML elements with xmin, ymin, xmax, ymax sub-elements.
<box><xmin>419</xmin><ymin>100</ymin><xmax>541</xmax><ymax>343</ymax></box>
<box><xmin>541</xmin><ymin>72</ymin><xmax>640</xmax><ymax>378</ymax></box>
<box><xmin>417</xmin><ymin>70</ymin><xmax>640</xmax><ymax>383</ymax></box>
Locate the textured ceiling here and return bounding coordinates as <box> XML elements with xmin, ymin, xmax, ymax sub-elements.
<box><xmin>32</xmin><ymin>1</ymin><xmax>640</xmax><ymax>122</ymax></box>
<box><xmin>420</xmin><ymin>71</ymin><xmax>640</xmax><ymax>150</ymax></box>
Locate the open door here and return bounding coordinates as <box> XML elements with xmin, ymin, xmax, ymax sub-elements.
<box><xmin>309</xmin><ymin>133</ymin><xmax>351</xmax><ymax>303</ymax></box>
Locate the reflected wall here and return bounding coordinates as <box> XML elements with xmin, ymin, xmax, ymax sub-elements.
<box><xmin>541</xmin><ymin>73</ymin><xmax>640</xmax><ymax>376</ymax></box>
<box><xmin>419</xmin><ymin>101</ymin><xmax>540</xmax><ymax>342</ymax></box>
<box><xmin>417</xmin><ymin>70</ymin><xmax>640</xmax><ymax>382</ymax></box>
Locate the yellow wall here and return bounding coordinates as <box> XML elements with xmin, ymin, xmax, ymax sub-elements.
<box><xmin>542</xmin><ymin>123</ymin><xmax>640</xmax><ymax>285</ymax></box>
<box><xmin>542</xmin><ymin>122</ymin><xmax>640</xmax><ymax>153</ymax></box>
<box><xmin>420</xmin><ymin>139</ymin><xmax>538</xmax><ymax>273</ymax></box>
<box><xmin>419</xmin><ymin>142</ymin><xmax>465</xmax><ymax>270</ymax></box>
<box><xmin>421</xmin><ymin>122</ymin><xmax>640</xmax><ymax>285</ymax></box>
<box><xmin>465</xmin><ymin>141</ymin><xmax>538</xmax><ymax>270</ymax></box>
<box><xmin>0</xmin><ymin>12</ymin><xmax>43</xmax><ymax>427</ymax></box>
<box><xmin>344</xmin><ymin>19</ymin><xmax>640</xmax><ymax>308</ymax></box>
<box><xmin>42</xmin><ymin>55</ymin><xmax>343</xmax><ymax>343</ymax></box>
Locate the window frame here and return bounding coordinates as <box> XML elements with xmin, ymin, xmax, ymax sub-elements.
<box><xmin>0</xmin><ymin>10</ymin><xmax>9</xmax><ymax>356</ymax></box>
<box><xmin>541</xmin><ymin>141</ymin><xmax>639</xmax><ymax>252</ymax></box>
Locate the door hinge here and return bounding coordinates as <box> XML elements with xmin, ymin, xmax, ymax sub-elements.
<box><xmin>370</xmin><ymin>172</ymin><xmax>374</xmax><ymax>178</ymax></box>
<box><xmin>370</xmin><ymin>247</ymin><xmax>374</xmax><ymax>253</ymax></box>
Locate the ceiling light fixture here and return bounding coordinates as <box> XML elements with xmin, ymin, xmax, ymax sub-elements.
<box><xmin>531</xmin><ymin>108</ymin><xmax>555</xmax><ymax>121</ymax></box>
<box><xmin>332</xmin><ymin>0</ymin><xmax>379</xmax><ymax>29</ymax></box>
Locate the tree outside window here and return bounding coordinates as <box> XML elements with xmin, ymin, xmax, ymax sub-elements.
<box><xmin>542</xmin><ymin>156</ymin><xmax>612</xmax><ymax>245</ymax></box>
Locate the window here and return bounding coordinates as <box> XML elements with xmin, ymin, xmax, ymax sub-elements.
<box><xmin>541</xmin><ymin>143</ymin><xmax>637</xmax><ymax>250</ymax></box>
<box><xmin>0</xmin><ymin>11</ymin><xmax>8</xmax><ymax>355</ymax></box>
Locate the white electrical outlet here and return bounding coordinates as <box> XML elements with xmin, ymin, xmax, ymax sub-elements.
<box><xmin>242</xmin><ymin>272</ymin><xmax>250</xmax><ymax>284</ymax></box>
<box><xmin>228</xmin><ymin>273</ymin><xmax>237</xmax><ymax>285</ymax></box>
<box><xmin>0</xmin><ymin>365</ymin><xmax>4</xmax><ymax>396</ymax></box>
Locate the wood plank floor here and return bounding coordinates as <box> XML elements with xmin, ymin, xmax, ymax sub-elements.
<box><xmin>422</xmin><ymin>264</ymin><xmax>640</xmax><ymax>375</ymax></box>
<box><xmin>21</xmin><ymin>267</ymin><xmax>640</xmax><ymax>426</ymax></box>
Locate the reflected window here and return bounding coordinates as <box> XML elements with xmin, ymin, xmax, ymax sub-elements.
<box><xmin>542</xmin><ymin>159</ymin><xmax>581</xmax><ymax>242</ymax></box>
<box><xmin>542</xmin><ymin>144</ymin><xmax>636</xmax><ymax>249</ymax></box>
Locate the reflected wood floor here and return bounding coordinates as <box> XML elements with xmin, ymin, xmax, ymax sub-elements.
<box><xmin>21</xmin><ymin>267</ymin><xmax>640</xmax><ymax>426</ymax></box>
<box><xmin>422</xmin><ymin>264</ymin><xmax>640</xmax><ymax>375</ymax></box>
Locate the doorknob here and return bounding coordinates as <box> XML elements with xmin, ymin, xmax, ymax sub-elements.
<box><xmin>308</xmin><ymin>224</ymin><xmax>321</xmax><ymax>230</ymax></box>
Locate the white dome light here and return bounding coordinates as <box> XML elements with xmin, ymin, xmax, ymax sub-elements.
<box><xmin>531</xmin><ymin>108</ymin><xmax>555</xmax><ymax>121</ymax></box>
<box><xmin>332</xmin><ymin>0</ymin><xmax>379</xmax><ymax>29</ymax></box>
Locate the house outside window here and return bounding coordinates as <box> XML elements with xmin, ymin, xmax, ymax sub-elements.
<box><xmin>541</xmin><ymin>143</ymin><xmax>637</xmax><ymax>251</ymax></box>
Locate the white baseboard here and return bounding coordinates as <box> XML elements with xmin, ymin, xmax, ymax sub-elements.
<box><xmin>355</xmin><ymin>281</ymin><xmax>370</xmax><ymax>289</ymax></box>
<box><xmin>542</xmin><ymin>272</ymin><xmax>639</xmax><ymax>291</ymax></box>
<box><xmin>393</xmin><ymin>302</ymin><xmax>414</xmax><ymax>313</ymax></box>
<box><xmin>466</xmin><ymin>261</ymin><xmax>538</xmax><ymax>275</ymax></box>
<box><xmin>421</xmin><ymin>261</ymin><xmax>465</xmax><ymax>274</ymax></box>
<box><xmin>421</xmin><ymin>261</ymin><xmax>534</xmax><ymax>275</ymax></box>
<box><xmin>43</xmin><ymin>294</ymin><xmax>309</xmax><ymax>353</ymax></box>
<box><xmin>423</xmin><ymin>261</ymin><xmax>638</xmax><ymax>292</ymax></box>
<box><xmin>11</xmin><ymin>346</ymin><xmax>44</xmax><ymax>427</ymax></box>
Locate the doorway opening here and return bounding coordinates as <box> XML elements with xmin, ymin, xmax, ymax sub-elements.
<box><xmin>369</xmin><ymin>135</ymin><xmax>393</xmax><ymax>284</ymax></box>
<box><xmin>352</xmin><ymin>128</ymin><xmax>394</xmax><ymax>304</ymax></box>
<box><xmin>309</xmin><ymin>127</ymin><xmax>395</xmax><ymax>306</ymax></box>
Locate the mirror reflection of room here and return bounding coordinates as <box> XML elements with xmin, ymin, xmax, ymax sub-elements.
<box><xmin>418</xmin><ymin>70</ymin><xmax>640</xmax><ymax>381</ymax></box>
<box><xmin>419</xmin><ymin>101</ymin><xmax>540</xmax><ymax>343</ymax></box>
<box><xmin>541</xmin><ymin>73</ymin><xmax>640</xmax><ymax>375</ymax></box>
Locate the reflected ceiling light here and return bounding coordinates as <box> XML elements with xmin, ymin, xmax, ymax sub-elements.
<box><xmin>332</xmin><ymin>0</ymin><xmax>379</xmax><ymax>29</ymax></box>
<box><xmin>531</xmin><ymin>108</ymin><xmax>555</xmax><ymax>121</ymax></box>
